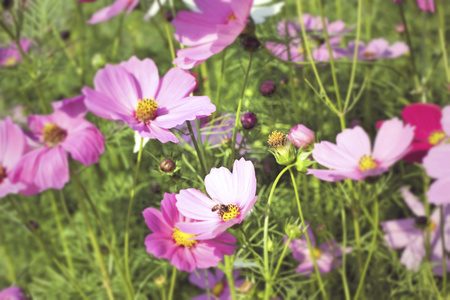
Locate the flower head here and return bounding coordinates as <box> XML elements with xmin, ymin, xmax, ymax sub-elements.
<box><xmin>423</xmin><ymin>144</ymin><xmax>450</xmax><ymax>205</ymax></box>
<box><xmin>0</xmin><ymin>40</ymin><xmax>31</xmax><ymax>67</ymax></box>
<box><xmin>175</xmin><ymin>158</ymin><xmax>257</xmax><ymax>240</ymax></box>
<box><xmin>0</xmin><ymin>286</ymin><xmax>28</xmax><ymax>300</ymax></box>
<box><xmin>172</xmin><ymin>0</ymin><xmax>253</xmax><ymax>69</ymax></box>
<box><xmin>87</xmin><ymin>0</ymin><xmax>139</xmax><ymax>24</ymax></box>
<box><xmin>268</xmin><ymin>130</ymin><xmax>296</xmax><ymax>165</ymax></box>
<box><xmin>348</xmin><ymin>38</ymin><xmax>409</xmax><ymax>60</ymax></box>
<box><xmin>289</xmin><ymin>124</ymin><xmax>315</xmax><ymax>149</ymax></box>
<box><xmin>307</xmin><ymin>118</ymin><xmax>414</xmax><ymax>182</ymax></box>
<box><xmin>143</xmin><ymin>193</ymin><xmax>236</xmax><ymax>272</ymax></box>
<box><xmin>83</xmin><ymin>56</ymin><xmax>215</xmax><ymax>143</ymax></box>
<box><xmin>189</xmin><ymin>269</ymin><xmax>243</xmax><ymax>300</ymax></box>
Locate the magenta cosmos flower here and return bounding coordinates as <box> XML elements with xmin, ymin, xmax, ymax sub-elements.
<box><xmin>83</xmin><ymin>56</ymin><xmax>215</xmax><ymax>143</ymax></box>
<box><xmin>172</xmin><ymin>0</ymin><xmax>253</xmax><ymax>69</ymax></box>
<box><xmin>0</xmin><ymin>286</ymin><xmax>27</xmax><ymax>300</ymax></box>
<box><xmin>189</xmin><ymin>269</ymin><xmax>243</xmax><ymax>300</ymax></box>
<box><xmin>143</xmin><ymin>193</ymin><xmax>236</xmax><ymax>272</ymax></box>
<box><xmin>381</xmin><ymin>187</ymin><xmax>450</xmax><ymax>270</ymax></box>
<box><xmin>288</xmin><ymin>223</ymin><xmax>351</xmax><ymax>276</ymax></box>
<box><xmin>266</xmin><ymin>15</ymin><xmax>351</xmax><ymax>65</ymax></box>
<box><xmin>394</xmin><ymin>0</ymin><xmax>434</xmax><ymax>13</ymax></box>
<box><xmin>176</xmin><ymin>158</ymin><xmax>257</xmax><ymax>240</ymax></box>
<box><xmin>348</xmin><ymin>38</ymin><xmax>409</xmax><ymax>60</ymax></box>
<box><xmin>307</xmin><ymin>118</ymin><xmax>414</xmax><ymax>182</ymax></box>
<box><xmin>423</xmin><ymin>144</ymin><xmax>450</xmax><ymax>205</ymax></box>
<box><xmin>87</xmin><ymin>0</ymin><xmax>138</xmax><ymax>24</ymax></box>
<box><xmin>10</xmin><ymin>96</ymin><xmax>105</xmax><ymax>191</ymax></box>
<box><xmin>0</xmin><ymin>40</ymin><xmax>31</xmax><ymax>67</ymax></box>
<box><xmin>289</xmin><ymin>124</ymin><xmax>315</xmax><ymax>149</ymax></box>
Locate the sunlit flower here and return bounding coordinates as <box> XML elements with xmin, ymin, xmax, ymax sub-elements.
<box><xmin>288</xmin><ymin>222</ymin><xmax>351</xmax><ymax>276</ymax></box>
<box><xmin>189</xmin><ymin>269</ymin><xmax>243</xmax><ymax>300</ymax></box>
<box><xmin>381</xmin><ymin>187</ymin><xmax>450</xmax><ymax>271</ymax></box>
<box><xmin>172</xmin><ymin>0</ymin><xmax>253</xmax><ymax>69</ymax></box>
<box><xmin>347</xmin><ymin>38</ymin><xmax>409</xmax><ymax>60</ymax></box>
<box><xmin>10</xmin><ymin>97</ymin><xmax>105</xmax><ymax>191</ymax></box>
<box><xmin>143</xmin><ymin>193</ymin><xmax>237</xmax><ymax>272</ymax></box>
<box><xmin>0</xmin><ymin>286</ymin><xmax>28</xmax><ymax>300</ymax></box>
<box><xmin>423</xmin><ymin>144</ymin><xmax>450</xmax><ymax>205</ymax></box>
<box><xmin>307</xmin><ymin>118</ymin><xmax>414</xmax><ymax>181</ymax></box>
<box><xmin>0</xmin><ymin>40</ymin><xmax>31</xmax><ymax>67</ymax></box>
<box><xmin>176</xmin><ymin>158</ymin><xmax>258</xmax><ymax>239</ymax></box>
<box><xmin>83</xmin><ymin>56</ymin><xmax>215</xmax><ymax>143</ymax></box>
<box><xmin>87</xmin><ymin>0</ymin><xmax>139</xmax><ymax>24</ymax></box>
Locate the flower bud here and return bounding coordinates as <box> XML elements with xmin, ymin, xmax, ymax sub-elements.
<box><xmin>59</xmin><ymin>30</ymin><xmax>71</xmax><ymax>40</ymax></box>
<box><xmin>395</xmin><ymin>23</ymin><xmax>405</xmax><ymax>34</ymax></box>
<box><xmin>240</xmin><ymin>36</ymin><xmax>261</xmax><ymax>52</ymax></box>
<box><xmin>268</xmin><ymin>131</ymin><xmax>296</xmax><ymax>166</ymax></box>
<box><xmin>241</xmin><ymin>112</ymin><xmax>258</xmax><ymax>130</ymax></box>
<box><xmin>92</xmin><ymin>53</ymin><xmax>106</xmax><ymax>69</ymax></box>
<box><xmin>2</xmin><ymin>0</ymin><xmax>13</xmax><ymax>10</ymax></box>
<box><xmin>285</xmin><ymin>224</ymin><xmax>303</xmax><ymax>239</ymax></box>
<box><xmin>165</xmin><ymin>11</ymin><xmax>174</xmax><ymax>22</ymax></box>
<box><xmin>239</xmin><ymin>281</ymin><xmax>253</xmax><ymax>294</ymax></box>
<box><xmin>260</xmin><ymin>80</ymin><xmax>276</xmax><ymax>97</ymax></box>
<box><xmin>26</xmin><ymin>220</ymin><xmax>39</xmax><ymax>231</ymax></box>
<box><xmin>151</xmin><ymin>182</ymin><xmax>160</xmax><ymax>193</ymax></box>
<box><xmin>288</xmin><ymin>124</ymin><xmax>314</xmax><ymax>149</ymax></box>
<box><xmin>155</xmin><ymin>276</ymin><xmax>166</xmax><ymax>288</ymax></box>
<box><xmin>279</xmin><ymin>77</ymin><xmax>288</xmax><ymax>85</ymax></box>
<box><xmin>160</xmin><ymin>158</ymin><xmax>175</xmax><ymax>173</ymax></box>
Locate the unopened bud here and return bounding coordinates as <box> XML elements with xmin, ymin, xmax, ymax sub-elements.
<box><xmin>59</xmin><ymin>30</ymin><xmax>71</xmax><ymax>40</ymax></box>
<box><xmin>395</xmin><ymin>23</ymin><xmax>405</xmax><ymax>34</ymax></box>
<box><xmin>160</xmin><ymin>158</ymin><xmax>175</xmax><ymax>173</ymax></box>
<box><xmin>241</xmin><ymin>112</ymin><xmax>258</xmax><ymax>130</ymax></box>
<box><xmin>26</xmin><ymin>220</ymin><xmax>39</xmax><ymax>231</ymax></box>
<box><xmin>151</xmin><ymin>182</ymin><xmax>160</xmax><ymax>193</ymax></box>
<box><xmin>2</xmin><ymin>0</ymin><xmax>13</xmax><ymax>10</ymax></box>
<box><xmin>155</xmin><ymin>276</ymin><xmax>166</xmax><ymax>288</ymax></box>
<box><xmin>260</xmin><ymin>80</ymin><xmax>276</xmax><ymax>97</ymax></box>
<box><xmin>165</xmin><ymin>11</ymin><xmax>174</xmax><ymax>22</ymax></box>
<box><xmin>285</xmin><ymin>224</ymin><xmax>303</xmax><ymax>239</ymax></box>
<box><xmin>288</xmin><ymin>124</ymin><xmax>315</xmax><ymax>149</ymax></box>
<box><xmin>239</xmin><ymin>281</ymin><xmax>253</xmax><ymax>294</ymax></box>
<box><xmin>240</xmin><ymin>36</ymin><xmax>261</xmax><ymax>52</ymax></box>
<box><xmin>92</xmin><ymin>53</ymin><xmax>106</xmax><ymax>69</ymax></box>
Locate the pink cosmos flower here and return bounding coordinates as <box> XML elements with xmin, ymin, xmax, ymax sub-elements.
<box><xmin>307</xmin><ymin>118</ymin><xmax>415</xmax><ymax>182</ymax></box>
<box><xmin>266</xmin><ymin>15</ymin><xmax>351</xmax><ymax>65</ymax></box>
<box><xmin>347</xmin><ymin>38</ymin><xmax>409</xmax><ymax>60</ymax></box>
<box><xmin>10</xmin><ymin>96</ymin><xmax>105</xmax><ymax>192</ymax></box>
<box><xmin>0</xmin><ymin>40</ymin><xmax>31</xmax><ymax>67</ymax></box>
<box><xmin>0</xmin><ymin>286</ymin><xmax>28</xmax><ymax>300</ymax></box>
<box><xmin>423</xmin><ymin>144</ymin><xmax>450</xmax><ymax>205</ymax></box>
<box><xmin>83</xmin><ymin>56</ymin><xmax>215</xmax><ymax>143</ymax></box>
<box><xmin>176</xmin><ymin>158</ymin><xmax>258</xmax><ymax>240</ymax></box>
<box><xmin>289</xmin><ymin>124</ymin><xmax>315</xmax><ymax>149</ymax></box>
<box><xmin>87</xmin><ymin>0</ymin><xmax>139</xmax><ymax>24</ymax></box>
<box><xmin>288</xmin><ymin>223</ymin><xmax>351</xmax><ymax>276</ymax></box>
<box><xmin>381</xmin><ymin>187</ymin><xmax>450</xmax><ymax>271</ymax></box>
<box><xmin>172</xmin><ymin>0</ymin><xmax>253</xmax><ymax>69</ymax></box>
<box><xmin>143</xmin><ymin>193</ymin><xmax>236</xmax><ymax>272</ymax></box>
<box><xmin>189</xmin><ymin>269</ymin><xmax>243</xmax><ymax>300</ymax></box>
<box><xmin>394</xmin><ymin>0</ymin><xmax>434</xmax><ymax>13</ymax></box>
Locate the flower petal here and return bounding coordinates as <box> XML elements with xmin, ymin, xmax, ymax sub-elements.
<box><xmin>120</xmin><ymin>56</ymin><xmax>159</xmax><ymax>99</ymax></box>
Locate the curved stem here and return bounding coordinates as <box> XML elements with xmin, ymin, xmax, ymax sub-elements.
<box><xmin>157</xmin><ymin>0</ymin><xmax>176</xmax><ymax>63</ymax></box>
<box><xmin>224</xmin><ymin>255</ymin><xmax>237</xmax><ymax>300</ymax></box>
<box><xmin>167</xmin><ymin>266</ymin><xmax>177</xmax><ymax>300</ymax></box>
<box><xmin>289</xmin><ymin>169</ymin><xmax>327</xmax><ymax>299</ymax></box>
<box><xmin>186</xmin><ymin>121</ymin><xmax>207</xmax><ymax>177</ymax></box>
<box><xmin>271</xmin><ymin>236</ymin><xmax>293</xmax><ymax>281</ymax></box>
<box><xmin>339</xmin><ymin>205</ymin><xmax>351</xmax><ymax>300</ymax></box>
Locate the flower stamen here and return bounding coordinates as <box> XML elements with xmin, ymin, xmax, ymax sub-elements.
<box><xmin>0</xmin><ymin>164</ymin><xmax>5</xmax><ymax>183</ymax></box>
<box><xmin>268</xmin><ymin>131</ymin><xmax>287</xmax><ymax>149</ymax></box>
<box><xmin>136</xmin><ymin>98</ymin><xmax>158</xmax><ymax>123</ymax></box>
<box><xmin>43</xmin><ymin>123</ymin><xmax>67</xmax><ymax>146</ymax></box>
<box><xmin>359</xmin><ymin>155</ymin><xmax>378</xmax><ymax>171</ymax></box>
<box><xmin>172</xmin><ymin>227</ymin><xmax>197</xmax><ymax>248</ymax></box>
<box><xmin>310</xmin><ymin>248</ymin><xmax>322</xmax><ymax>259</ymax></box>
<box><xmin>227</xmin><ymin>13</ymin><xmax>237</xmax><ymax>22</ymax></box>
<box><xmin>212</xmin><ymin>282</ymin><xmax>225</xmax><ymax>296</ymax></box>
<box><xmin>429</xmin><ymin>130</ymin><xmax>446</xmax><ymax>145</ymax></box>
<box><xmin>362</xmin><ymin>51</ymin><xmax>376</xmax><ymax>59</ymax></box>
<box><xmin>218</xmin><ymin>204</ymin><xmax>240</xmax><ymax>222</ymax></box>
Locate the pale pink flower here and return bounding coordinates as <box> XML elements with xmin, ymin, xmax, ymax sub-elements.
<box><xmin>307</xmin><ymin>118</ymin><xmax>415</xmax><ymax>181</ymax></box>
<box><xmin>176</xmin><ymin>158</ymin><xmax>258</xmax><ymax>239</ymax></box>
<box><xmin>348</xmin><ymin>38</ymin><xmax>409</xmax><ymax>60</ymax></box>
<box><xmin>0</xmin><ymin>286</ymin><xmax>28</xmax><ymax>300</ymax></box>
<box><xmin>394</xmin><ymin>0</ymin><xmax>434</xmax><ymax>13</ymax></box>
<box><xmin>87</xmin><ymin>0</ymin><xmax>139</xmax><ymax>24</ymax></box>
<box><xmin>83</xmin><ymin>56</ymin><xmax>215</xmax><ymax>143</ymax></box>
<box><xmin>143</xmin><ymin>193</ymin><xmax>236</xmax><ymax>272</ymax></box>
<box><xmin>0</xmin><ymin>40</ymin><xmax>31</xmax><ymax>67</ymax></box>
<box><xmin>289</xmin><ymin>124</ymin><xmax>315</xmax><ymax>149</ymax></box>
<box><xmin>423</xmin><ymin>144</ymin><xmax>450</xmax><ymax>205</ymax></box>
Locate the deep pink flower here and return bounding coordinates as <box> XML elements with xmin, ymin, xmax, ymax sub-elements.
<box><xmin>172</xmin><ymin>0</ymin><xmax>253</xmax><ymax>69</ymax></box>
<box><xmin>10</xmin><ymin>97</ymin><xmax>105</xmax><ymax>191</ymax></box>
<box><xmin>288</xmin><ymin>223</ymin><xmax>351</xmax><ymax>276</ymax></box>
<box><xmin>0</xmin><ymin>286</ymin><xmax>27</xmax><ymax>300</ymax></box>
<box><xmin>423</xmin><ymin>144</ymin><xmax>450</xmax><ymax>205</ymax></box>
<box><xmin>0</xmin><ymin>40</ymin><xmax>31</xmax><ymax>67</ymax></box>
<box><xmin>347</xmin><ymin>38</ymin><xmax>409</xmax><ymax>60</ymax></box>
<box><xmin>143</xmin><ymin>193</ymin><xmax>236</xmax><ymax>272</ymax></box>
<box><xmin>87</xmin><ymin>0</ymin><xmax>139</xmax><ymax>24</ymax></box>
<box><xmin>189</xmin><ymin>269</ymin><xmax>243</xmax><ymax>300</ymax></box>
<box><xmin>381</xmin><ymin>187</ymin><xmax>450</xmax><ymax>271</ymax></box>
<box><xmin>83</xmin><ymin>56</ymin><xmax>215</xmax><ymax>143</ymax></box>
<box><xmin>289</xmin><ymin>124</ymin><xmax>315</xmax><ymax>149</ymax></box>
<box><xmin>176</xmin><ymin>158</ymin><xmax>258</xmax><ymax>240</ymax></box>
<box><xmin>394</xmin><ymin>0</ymin><xmax>434</xmax><ymax>13</ymax></box>
<box><xmin>307</xmin><ymin>118</ymin><xmax>414</xmax><ymax>182</ymax></box>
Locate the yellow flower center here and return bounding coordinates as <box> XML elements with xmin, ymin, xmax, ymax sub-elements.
<box><xmin>4</xmin><ymin>56</ymin><xmax>17</xmax><ymax>66</ymax></box>
<box><xmin>227</xmin><ymin>13</ymin><xmax>237</xmax><ymax>22</ymax></box>
<box><xmin>0</xmin><ymin>164</ymin><xmax>5</xmax><ymax>183</ymax></box>
<box><xmin>212</xmin><ymin>282</ymin><xmax>225</xmax><ymax>297</ymax></box>
<box><xmin>268</xmin><ymin>131</ymin><xmax>287</xmax><ymax>148</ymax></box>
<box><xmin>42</xmin><ymin>123</ymin><xmax>67</xmax><ymax>146</ymax></box>
<box><xmin>218</xmin><ymin>204</ymin><xmax>241</xmax><ymax>222</ymax></box>
<box><xmin>172</xmin><ymin>227</ymin><xmax>197</xmax><ymax>248</ymax></box>
<box><xmin>310</xmin><ymin>248</ymin><xmax>322</xmax><ymax>259</ymax></box>
<box><xmin>429</xmin><ymin>221</ymin><xmax>437</xmax><ymax>231</ymax></box>
<box><xmin>136</xmin><ymin>98</ymin><xmax>158</xmax><ymax>123</ymax></box>
<box><xmin>362</xmin><ymin>51</ymin><xmax>376</xmax><ymax>59</ymax></box>
<box><xmin>428</xmin><ymin>130</ymin><xmax>446</xmax><ymax>145</ymax></box>
<box><xmin>359</xmin><ymin>155</ymin><xmax>378</xmax><ymax>171</ymax></box>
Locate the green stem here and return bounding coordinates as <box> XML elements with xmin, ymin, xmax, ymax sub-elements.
<box><xmin>224</xmin><ymin>256</ymin><xmax>237</xmax><ymax>300</ymax></box>
<box><xmin>186</xmin><ymin>121</ymin><xmax>208</xmax><ymax>176</ymax></box>
<box><xmin>441</xmin><ymin>206</ymin><xmax>447</xmax><ymax>297</ymax></box>
<box><xmin>437</xmin><ymin>0</ymin><xmax>450</xmax><ymax>83</ymax></box>
<box><xmin>339</xmin><ymin>204</ymin><xmax>351</xmax><ymax>300</ymax></box>
<box><xmin>157</xmin><ymin>0</ymin><xmax>176</xmax><ymax>63</ymax></box>
<box><xmin>289</xmin><ymin>169</ymin><xmax>328</xmax><ymax>299</ymax></box>
<box><xmin>283</xmin><ymin>15</ymin><xmax>299</xmax><ymax>121</ymax></box>
<box><xmin>167</xmin><ymin>266</ymin><xmax>177</xmax><ymax>300</ymax></box>
<box><xmin>272</xmin><ymin>236</ymin><xmax>293</xmax><ymax>281</ymax></box>
<box><xmin>212</xmin><ymin>50</ymin><xmax>227</xmax><ymax>119</ymax></box>
<box><xmin>110</xmin><ymin>13</ymin><xmax>125</xmax><ymax>61</ymax></box>
<box><xmin>231</xmin><ymin>52</ymin><xmax>253</xmax><ymax>165</ymax></box>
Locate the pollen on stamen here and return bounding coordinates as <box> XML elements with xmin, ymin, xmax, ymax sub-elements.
<box><xmin>0</xmin><ymin>164</ymin><xmax>6</xmax><ymax>183</ymax></box>
<box><xmin>218</xmin><ymin>204</ymin><xmax>241</xmax><ymax>222</ymax></box>
<box><xmin>136</xmin><ymin>98</ymin><xmax>158</xmax><ymax>123</ymax></box>
<box><xmin>268</xmin><ymin>131</ymin><xmax>287</xmax><ymax>149</ymax></box>
<box><xmin>43</xmin><ymin>123</ymin><xmax>67</xmax><ymax>146</ymax></box>
<box><xmin>227</xmin><ymin>13</ymin><xmax>237</xmax><ymax>22</ymax></box>
<box><xmin>362</xmin><ymin>51</ymin><xmax>376</xmax><ymax>59</ymax></box>
<box><xmin>359</xmin><ymin>155</ymin><xmax>378</xmax><ymax>171</ymax></box>
<box><xmin>310</xmin><ymin>247</ymin><xmax>322</xmax><ymax>259</ymax></box>
<box><xmin>428</xmin><ymin>130</ymin><xmax>446</xmax><ymax>145</ymax></box>
<box><xmin>172</xmin><ymin>227</ymin><xmax>197</xmax><ymax>248</ymax></box>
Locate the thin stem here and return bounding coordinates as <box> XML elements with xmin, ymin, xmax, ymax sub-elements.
<box><xmin>339</xmin><ymin>204</ymin><xmax>351</xmax><ymax>300</ymax></box>
<box><xmin>205</xmin><ymin>269</ymin><xmax>211</xmax><ymax>300</ymax></box>
<box><xmin>437</xmin><ymin>0</ymin><xmax>450</xmax><ymax>83</ymax></box>
<box><xmin>224</xmin><ymin>256</ymin><xmax>237</xmax><ymax>300</ymax></box>
<box><xmin>124</xmin><ymin>137</ymin><xmax>144</xmax><ymax>293</ymax></box>
<box><xmin>167</xmin><ymin>266</ymin><xmax>177</xmax><ymax>300</ymax></box>
<box><xmin>212</xmin><ymin>50</ymin><xmax>227</xmax><ymax>119</ymax></box>
<box><xmin>186</xmin><ymin>121</ymin><xmax>207</xmax><ymax>176</ymax></box>
<box><xmin>283</xmin><ymin>15</ymin><xmax>300</xmax><ymax>121</ymax></box>
<box><xmin>272</xmin><ymin>236</ymin><xmax>293</xmax><ymax>281</ymax></box>
<box><xmin>239</xmin><ymin>227</ymin><xmax>263</xmax><ymax>264</ymax></box>
<box><xmin>441</xmin><ymin>206</ymin><xmax>447</xmax><ymax>297</ymax></box>
<box><xmin>231</xmin><ymin>52</ymin><xmax>253</xmax><ymax>165</ymax></box>
<box><xmin>289</xmin><ymin>169</ymin><xmax>327</xmax><ymax>299</ymax></box>
<box><xmin>110</xmin><ymin>13</ymin><xmax>125</xmax><ymax>61</ymax></box>
<box><xmin>157</xmin><ymin>0</ymin><xmax>176</xmax><ymax>63</ymax></box>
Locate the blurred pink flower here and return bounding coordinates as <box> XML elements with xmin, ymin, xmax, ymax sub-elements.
<box><xmin>289</xmin><ymin>124</ymin><xmax>315</xmax><ymax>148</ymax></box>
<box><xmin>307</xmin><ymin>118</ymin><xmax>414</xmax><ymax>182</ymax></box>
<box><xmin>394</xmin><ymin>0</ymin><xmax>434</xmax><ymax>13</ymax></box>
<box><xmin>143</xmin><ymin>193</ymin><xmax>236</xmax><ymax>272</ymax></box>
<box><xmin>347</xmin><ymin>38</ymin><xmax>409</xmax><ymax>60</ymax></box>
<box><xmin>189</xmin><ymin>269</ymin><xmax>243</xmax><ymax>300</ymax></box>
<box><xmin>0</xmin><ymin>40</ymin><xmax>31</xmax><ymax>67</ymax></box>
<box><xmin>176</xmin><ymin>158</ymin><xmax>258</xmax><ymax>239</ymax></box>
<box><xmin>87</xmin><ymin>0</ymin><xmax>139</xmax><ymax>24</ymax></box>
<box><xmin>10</xmin><ymin>97</ymin><xmax>105</xmax><ymax>191</ymax></box>
<box><xmin>0</xmin><ymin>286</ymin><xmax>27</xmax><ymax>300</ymax></box>
<box><xmin>288</xmin><ymin>222</ymin><xmax>351</xmax><ymax>276</ymax></box>
<box><xmin>172</xmin><ymin>0</ymin><xmax>253</xmax><ymax>69</ymax></box>
<box><xmin>381</xmin><ymin>187</ymin><xmax>450</xmax><ymax>271</ymax></box>
<box><xmin>83</xmin><ymin>56</ymin><xmax>215</xmax><ymax>143</ymax></box>
<box><xmin>423</xmin><ymin>144</ymin><xmax>450</xmax><ymax>205</ymax></box>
